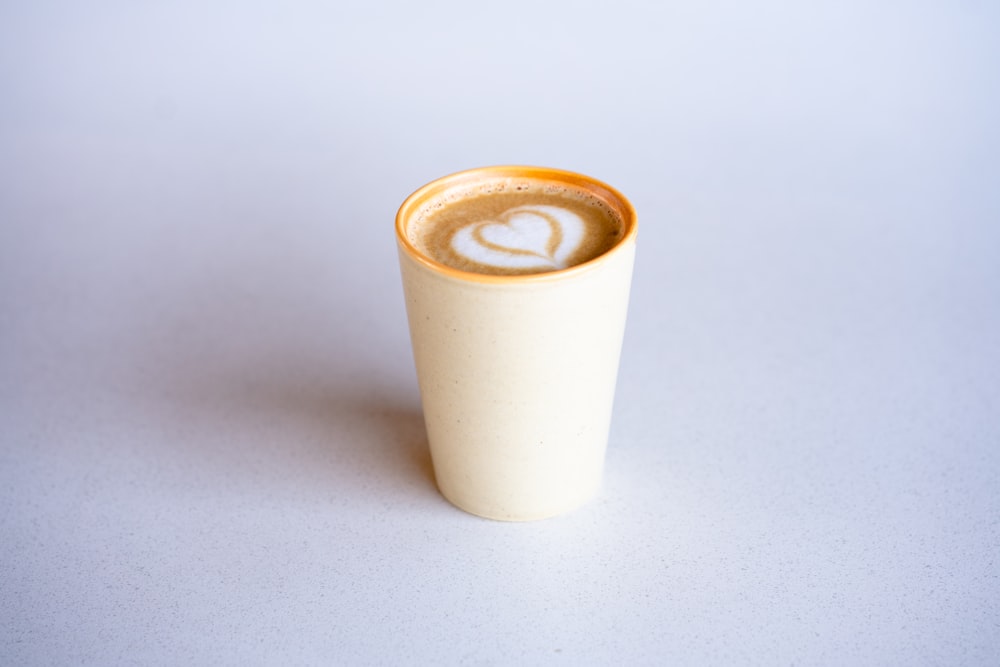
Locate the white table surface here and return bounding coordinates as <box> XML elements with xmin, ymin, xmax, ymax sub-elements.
<box><xmin>2</xmin><ymin>2</ymin><xmax>998</xmax><ymax>664</ymax></box>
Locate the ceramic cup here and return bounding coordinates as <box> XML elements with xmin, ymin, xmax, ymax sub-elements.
<box><xmin>396</xmin><ymin>166</ymin><xmax>637</xmax><ymax>521</ymax></box>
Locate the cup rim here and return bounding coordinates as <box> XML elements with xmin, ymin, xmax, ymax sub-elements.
<box><xmin>395</xmin><ymin>165</ymin><xmax>638</xmax><ymax>284</ymax></box>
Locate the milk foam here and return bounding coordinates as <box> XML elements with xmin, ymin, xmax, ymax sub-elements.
<box><xmin>450</xmin><ymin>205</ymin><xmax>585</xmax><ymax>271</ymax></box>
<box><xmin>409</xmin><ymin>177</ymin><xmax>624</xmax><ymax>276</ymax></box>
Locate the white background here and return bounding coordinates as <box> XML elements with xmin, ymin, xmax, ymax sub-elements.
<box><xmin>2</xmin><ymin>1</ymin><xmax>998</xmax><ymax>664</ymax></box>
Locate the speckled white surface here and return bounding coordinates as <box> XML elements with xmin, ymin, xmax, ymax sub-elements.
<box><xmin>2</xmin><ymin>1</ymin><xmax>999</xmax><ymax>665</ymax></box>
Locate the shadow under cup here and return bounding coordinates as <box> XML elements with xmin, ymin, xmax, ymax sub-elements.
<box><xmin>396</xmin><ymin>166</ymin><xmax>637</xmax><ymax>521</ymax></box>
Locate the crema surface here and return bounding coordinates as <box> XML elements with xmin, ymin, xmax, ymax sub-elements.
<box><xmin>409</xmin><ymin>181</ymin><xmax>624</xmax><ymax>276</ymax></box>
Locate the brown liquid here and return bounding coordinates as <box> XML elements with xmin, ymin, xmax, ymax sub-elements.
<box><xmin>408</xmin><ymin>177</ymin><xmax>624</xmax><ymax>276</ymax></box>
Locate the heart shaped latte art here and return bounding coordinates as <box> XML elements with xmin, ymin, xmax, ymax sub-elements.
<box><xmin>450</xmin><ymin>205</ymin><xmax>585</xmax><ymax>270</ymax></box>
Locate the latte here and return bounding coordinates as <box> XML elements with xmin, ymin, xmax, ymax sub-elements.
<box><xmin>396</xmin><ymin>166</ymin><xmax>637</xmax><ymax>519</ymax></box>
<box><xmin>406</xmin><ymin>176</ymin><xmax>624</xmax><ymax>276</ymax></box>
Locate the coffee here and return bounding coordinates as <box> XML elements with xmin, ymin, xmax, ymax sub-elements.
<box><xmin>406</xmin><ymin>176</ymin><xmax>624</xmax><ymax>276</ymax></box>
<box><xmin>396</xmin><ymin>166</ymin><xmax>637</xmax><ymax>519</ymax></box>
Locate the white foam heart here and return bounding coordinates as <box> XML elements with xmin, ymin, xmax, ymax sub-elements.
<box><xmin>451</xmin><ymin>205</ymin><xmax>585</xmax><ymax>270</ymax></box>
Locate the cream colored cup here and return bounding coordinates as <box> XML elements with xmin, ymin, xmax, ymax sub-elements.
<box><xmin>396</xmin><ymin>166</ymin><xmax>637</xmax><ymax>521</ymax></box>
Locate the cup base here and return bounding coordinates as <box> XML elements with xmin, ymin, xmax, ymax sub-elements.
<box><xmin>436</xmin><ymin>481</ymin><xmax>601</xmax><ymax>522</ymax></box>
